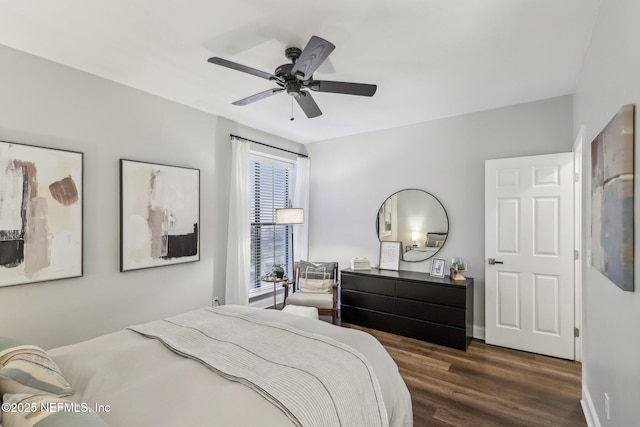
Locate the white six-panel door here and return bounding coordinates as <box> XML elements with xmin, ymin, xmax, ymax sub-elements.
<box><xmin>485</xmin><ymin>153</ymin><xmax>574</xmax><ymax>360</ymax></box>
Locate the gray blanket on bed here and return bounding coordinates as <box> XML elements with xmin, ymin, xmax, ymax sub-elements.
<box><xmin>128</xmin><ymin>307</ymin><xmax>389</xmax><ymax>427</ymax></box>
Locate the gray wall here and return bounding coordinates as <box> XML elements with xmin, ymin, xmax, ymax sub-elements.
<box><xmin>305</xmin><ymin>95</ymin><xmax>574</xmax><ymax>337</ymax></box>
<box><xmin>7</xmin><ymin>8</ymin><xmax>638</xmax><ymax>421</ymax></box>
<box><xmin>0</xmin><ymin>44</ymin><xmax>300</xmax><ymax>349</ymax></box>
<box><xmin>574</xmin><ymin>0</ymin><xmax>640</xmax><ymax>424</ymax></box>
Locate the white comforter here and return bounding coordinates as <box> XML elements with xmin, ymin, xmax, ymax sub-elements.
<box><xmin>48</xmin><ymin>305</ymin><xmax>413</xmax><ymax>427</ymax></box>
<box><xmin>403</xmin><ymin>247</ymin><xmax>438</xmax><ymax>261</ymax></box>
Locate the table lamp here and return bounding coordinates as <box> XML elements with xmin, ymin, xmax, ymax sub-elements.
<box><xmin>275</xmin><ymin>208</ymin><xmax>305</xmax><ymax>275</ymax></box>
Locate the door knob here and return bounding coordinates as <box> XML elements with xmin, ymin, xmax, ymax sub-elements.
<box><xmin>488</xmin><ymin>258</ymin><xmax>504</xmax><ymax>265</ymax></box>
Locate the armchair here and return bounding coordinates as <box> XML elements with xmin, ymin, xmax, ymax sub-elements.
<box><xmin>283</xmin><ymin>261</ymin><xmax>339</xmax><ymax>324</ymax></box>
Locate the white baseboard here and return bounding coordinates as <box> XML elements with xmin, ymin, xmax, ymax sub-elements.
<box><xmin>473</xmin><ymin>325</ymin><xmax>485</xmax><ymax>340</ymax></box>
<box><xmin>581</xmin><ymin>385</ymin><xmax>601</xmax><ymax>427</ymax></box>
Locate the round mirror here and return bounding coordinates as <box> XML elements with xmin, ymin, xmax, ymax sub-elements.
<box><xmin>376</xmin><ymin>189</ymin><xmax>449</xmax><ymax>262</ymax></box>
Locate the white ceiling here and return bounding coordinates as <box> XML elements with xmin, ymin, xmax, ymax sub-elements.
<box><xmin>0</xmin><ymin>0</ymin><xmax>601</xmax><ymax>143</ymax></box>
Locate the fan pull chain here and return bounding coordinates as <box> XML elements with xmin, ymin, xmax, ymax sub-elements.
<box><xmin>290</xmin><ymin>97</ymin><xmax>294</xmax><ymax>121</ymax></box>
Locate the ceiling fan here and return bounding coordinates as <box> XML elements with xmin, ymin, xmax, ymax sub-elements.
<box><xmin>207</xmin><ymin>35</ymin><xmax>377</xmax><ymax>119</ymax></box>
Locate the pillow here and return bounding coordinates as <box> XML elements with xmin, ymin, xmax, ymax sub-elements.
<box><xmin>298</xmin><ymin>261</ymin><xmax>336</xmax><ymax>294</ymax></box>
<box><xmin>426</xmin><ymin>232</ymin><xmax>447</xmax><ymax>248</ymax></box>
<box><xmin>2</xmin><ymin>393</ymin><xmax>108</xmax><ymax>427</ymax></box>
<box><xmin>425</xmin><ymin>240</ymin><xmax>439</xmax><ymax>248</ymax></box>
<box><xmin>0</xmin><ymin>340</ymin><xmax>73</xmax><ymax>397</ymax></box>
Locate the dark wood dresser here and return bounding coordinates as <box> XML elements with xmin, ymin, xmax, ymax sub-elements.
<box><xmin>340</xmin><ymin>268</ymin><xmax>473</xmax><ymax>350</ymax></box>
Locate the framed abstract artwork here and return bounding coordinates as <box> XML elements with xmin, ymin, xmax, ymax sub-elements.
<box><xmin>120</xmin><ymin>159</ymin><xmax>200</xmax><ymax>272</ymax></box>
<box><xmin>591</xmin><ymin>104</ymin><xmax>635</xmax><ymax>291</ymax></box>
<box><xmin>0</xmin><ymin>140</ymin><xmax>83</xmax><ymax>287</ymax></box>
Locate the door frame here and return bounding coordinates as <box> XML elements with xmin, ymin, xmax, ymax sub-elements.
<box><xmin>573</xmin><ymin>126</ymin><xmax>584</xmax><ymax>362</ymax></box>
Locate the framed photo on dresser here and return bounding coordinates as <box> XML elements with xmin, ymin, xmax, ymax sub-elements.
<box><xmin>379</xmin><ymin>241</ymin><xmax>402</xmax><ymax>271</ymax></box>
<box><xmin>430</xmin><ymin>257</ymin><xmax>446</xmax><ymax>278</ymax></box>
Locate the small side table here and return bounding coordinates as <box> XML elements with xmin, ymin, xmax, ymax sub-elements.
<box><xmin>261</xmin><ymin>277</ymin><xmax>289</xmax><ymax>309</ymax></box>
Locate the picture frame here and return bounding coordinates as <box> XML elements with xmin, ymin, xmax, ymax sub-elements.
<box><xmin>378</xmin><ymin>198</ymin><xmax>393</xmax><ymax>238</ymax></box>
<box><xmin>0</xmin><ymin>140</ymin><xmax>83</xmax><ymax>287</ymax></box>
<box><xmin>591</xmin><ymin>104</ymin><xmax>635</xmax><ymax>291</ymax></box>
<box><xmin>120</xmin><ymin>159</ymin><xmax>200</xmax><ymax>272</ymax></box>
<box><xmin>379</xmin><ymin>241</ymin><xmax>402</xmax><ymax>271</ymax></box>
<box><xmin>430</xmin><ymin>257</ymin><xmax>446</xmax><ymax>278</ymax></box>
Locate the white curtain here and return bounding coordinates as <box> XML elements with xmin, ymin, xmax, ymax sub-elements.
<box><xmin>293</xmin><ymin>156</ymin><xmax>310</xmax><ymax>262</ymax></box>
<box><xmin>225</xmin><ymin>137</ymin><xmax>250</xmax><ymax>305</ymax></box>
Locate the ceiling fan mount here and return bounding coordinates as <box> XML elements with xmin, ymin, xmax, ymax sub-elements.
<box><xmin>284</xmin><ymin>46</ymin><xmax>302</xmax><ymax>62</ymax></box>
<box><xmin>207</xmin><ymin>35</ymin><xmax>377</xmax><ymax>118</ymax></box>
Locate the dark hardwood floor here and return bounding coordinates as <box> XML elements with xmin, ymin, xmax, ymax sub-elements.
<box><xmin>345</xmin><ymin>324</ymin><xmax>586</xmax><ymax>427</ymax></box>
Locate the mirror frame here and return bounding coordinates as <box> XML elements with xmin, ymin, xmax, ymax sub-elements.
<box><xmin>375</xmin><ymin>188</ymin><xmax>449</xmax><ymax>262</ymax></box>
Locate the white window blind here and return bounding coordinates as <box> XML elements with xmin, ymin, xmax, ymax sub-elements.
<box><xmin>249</xmin><ymin>155</ymin><xmax>293</xmax><ymax>291</ymax></box>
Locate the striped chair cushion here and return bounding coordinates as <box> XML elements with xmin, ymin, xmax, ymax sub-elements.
<box><xmin>298</xmin><ymin>261</ymin><xmax>336</xmax><ymax>294</ymax></box>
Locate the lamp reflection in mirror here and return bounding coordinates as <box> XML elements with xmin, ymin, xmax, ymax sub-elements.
<box><xmin>411</xmin><ymin>231</ymin><xmax>421</xmax><ymax>247</ymax></box>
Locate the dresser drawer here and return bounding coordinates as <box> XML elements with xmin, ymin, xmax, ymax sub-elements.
<box><xmin>341</xmin><ymin>306</ymin><xmax>396</xmax><ymax>334</ymax></box>
<box><xmin>341</xmin><ymin>273</ymin><xmax>395</xmax><ymax>296</ymax></box>
<box><xmin>342</xmin><ymin>290</ymin><xmax>394</xmax><ymax>314</ymax></box>
<box><xmin>395</xmin><ymin>298</ymin><xmax>465</xmax><ymax>328</ymax></box>
<box><xmin>396</xmin><ymin>280</ymin><xmax>466</xmax><ymax>307</ymax></box>
<box><xmin>395</xmin><ymin>316</ymin><xmax>468</xmax><ymax>350</ymax></box>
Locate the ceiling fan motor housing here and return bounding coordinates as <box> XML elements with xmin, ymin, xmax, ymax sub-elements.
<box><xmin>275</xmin><ymin>63</ymin><xmax>294</xmax><ymax>79</ymax></box>
<box><xmin>274</xmin><ymin>63</ymin><xmax>302</xmax><ymax>96</ymax></box>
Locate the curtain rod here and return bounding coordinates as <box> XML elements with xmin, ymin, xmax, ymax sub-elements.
<box><xmin>230</xmin><ymin>134</ymin><xmax>309</xmax><ymax>158</ymax></box>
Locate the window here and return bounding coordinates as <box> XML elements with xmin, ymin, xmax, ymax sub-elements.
<box><xmin>249</xmin><ymin>154</ymin><xmax>294</xmax><ymax>292</ymax></box>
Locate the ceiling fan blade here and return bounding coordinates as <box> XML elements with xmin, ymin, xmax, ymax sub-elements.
<box><xmin>208</xmin><ymin>57</ymin><xmax>282</xmax><ymax>82</ymax></box>
<box><xmin>295</xmin><ymin>91</ymin><xmax>322</xmax><ymax>118</ymax></box>
<box><xmin>232</xmin><ymin>88</ymin><xmax>284</xmax><ymax>106</ymax></box>
<box><xmin>306</xmin><ymin>80</ymin><xmax>377</xmax><ymax>97</ymax></box>
<box><xmin>290</xmin><ymin>36</ymin><xmax>335</xmax><ymax>81</ymax></box>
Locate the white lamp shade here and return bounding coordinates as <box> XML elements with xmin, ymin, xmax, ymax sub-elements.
<box><xmin>275</xmin><ymin>208</ymin><xmax>304</xmax><ymax>224</ymax></box>
<box><xmin>411</xmin><ymin>231</ymin><xmax>421</xmax><ymax>242</ymax></box>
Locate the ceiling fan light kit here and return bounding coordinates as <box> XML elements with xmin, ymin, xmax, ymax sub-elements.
<box><xmin>208</xmin><ymin>35</ymin><xmax>377</xmax><ymax>119</ymax></box>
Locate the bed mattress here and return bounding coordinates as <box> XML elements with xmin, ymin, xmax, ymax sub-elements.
<box><xmin>46</xmin><ymin>305</ymin><xmax>413</xmax><ymax>427</ymax></box>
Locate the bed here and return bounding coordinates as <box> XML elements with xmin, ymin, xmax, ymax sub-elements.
<box><xmin>402</xmin><ymin>246</ymin><xmax>439</xmax><ymax>261</ymax></box>
<box><xmin>0</xmin><ymin>305</ymin><xmax>412</xmax><ymax>427</ymax></box>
